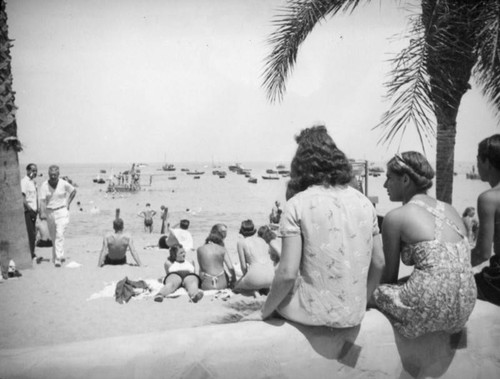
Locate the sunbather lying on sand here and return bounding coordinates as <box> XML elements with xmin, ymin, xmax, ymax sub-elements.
<box><xmin>154</xmin><ymin>243</ymin><xmax>203</xmax><ymax>303</ymax></box>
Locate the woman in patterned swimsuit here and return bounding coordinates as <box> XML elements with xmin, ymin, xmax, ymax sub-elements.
<box><xmin>374</xmin><ymin>152</ymin><xmax>476</xmax><ymax>339</ymax></box>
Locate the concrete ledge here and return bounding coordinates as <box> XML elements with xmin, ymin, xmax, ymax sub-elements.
<box><xmin>1</xmin><ymin>301</ymin><xmax>499</xmax><ymax>379</ymax></box>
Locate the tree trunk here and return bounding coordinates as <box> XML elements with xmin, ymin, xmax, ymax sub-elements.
<box><xmin>0</xmin><ymin>145</ymin><xmax>32</xmax><ymax>269</ymax></box>
<box><xmin>0</xmin><ymin>0</ymin><xmax>32</xmax><ymax>270</ymax></box>
<box><xmin>422</xmin><ymin>0</ymin><xmax>478</xmax><ymax>204</ymax></box>
<box><xmin>435</xmin><ymin>118</ymin><xmax>456</xmax><ymax>203</ymax></box>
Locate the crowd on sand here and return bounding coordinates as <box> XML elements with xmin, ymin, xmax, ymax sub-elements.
<box><xmin>4</xmin><ymin>125</ymin><xmax>500</xmax><ymax>341</ymax></box>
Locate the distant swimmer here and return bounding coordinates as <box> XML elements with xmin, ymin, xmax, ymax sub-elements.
<box><xmin>138</xmin><ymin>203</ymin><xmax>156</xmax><ymax>233</ymax></box>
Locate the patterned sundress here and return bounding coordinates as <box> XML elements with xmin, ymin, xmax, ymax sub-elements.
<box><xmin>374</xmin><ymin>200</ymin><xmax>477</xmax><ymax>339</ymax></box>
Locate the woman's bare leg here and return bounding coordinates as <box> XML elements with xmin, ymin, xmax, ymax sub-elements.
<box><xmin>184</xmin><ymin>276</ymin><xmax>203</xmax><ymax>302</ymax></box>
<box><xmin>155</xmin><ymin>274</ymin><xmax>182</xmax><ymax>302</ymax></box>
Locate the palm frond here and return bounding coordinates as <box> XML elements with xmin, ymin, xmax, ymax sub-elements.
<box><xmin>262</xmin><ymin>0</ymin><xmax>367</xmax><ymax>103</ymax></box>
<box><xmin>374</xmin><ymin>13</ymin><xmax>435</xmax><ymax>151</ymax></box>
<box><xmin>473</xmin><ymin>0</ymin><xmax>500</xmax><ymax>120</ymax></box>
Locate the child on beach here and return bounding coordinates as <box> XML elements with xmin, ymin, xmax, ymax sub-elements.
<box><xmin>247</xmin><ymin>125</ymin><xmax>384</xmax><ymax>326</ymax></box>
<box><xmin>138</xmin><ymin>203</ymin><xmax>156</xmax><ymax>233</ymax></box>
<box><xmin>472</xmin><ymin>134</ymin><xmax>500</xmax><ymax>305</ymax></box>
<box><xmin>373</xmin><ymin>151</ymin><xmax>476</xmax><ymax>338</ymax></box>
<box><xmin>154</xmin><ymin>243</ymin><xmax>203</xmax><ymax>303</ymax></box>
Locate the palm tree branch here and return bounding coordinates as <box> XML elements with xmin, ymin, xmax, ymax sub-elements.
<box><xmin>473</xmin><ymin>0</ymin><xmax>500</xmax><ymax>119</ymax></box>
<box><xmin>262</xmin><ymin>0</ymin><xmax>368</xmax><ymax>103</ymax></box>
<box><xmin>373</xmin><ymin>13</ymin><xmax>435</xmax><ymax>152</ymax></box>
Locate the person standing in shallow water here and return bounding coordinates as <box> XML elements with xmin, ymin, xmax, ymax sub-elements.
<box><xmin>245</xmin><ymin>125</ymin><xmax>384</xmax><ymax>326</ymax></box>
<box><xmin>373</xmin><ymin>151</ymin><xmax>476</xmax><ymax>338</ymax></box>
<box><xmin>39</xmin><ymin>165</ymin><xmax>77</xmax><ymax>267</ymax></box>
<box><xmin>472</xmin><ymin>134</ymin><xmax>500</xmax><ymax>305</ymax></box>
<box><xmin>138</xmin><ymin>203</ymin><xmax>156</xmax><ymax>233</ymax></box>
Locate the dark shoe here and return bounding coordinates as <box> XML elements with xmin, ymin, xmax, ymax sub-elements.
<box><xmin>154</xmin><ymin>296</ymin><xmax>164</xmax><ymax>303</ymax></box>
<box><xmin>35</xmin><ymin>256</ymin><xmax>43</xmax><ymax>264</ymax></box>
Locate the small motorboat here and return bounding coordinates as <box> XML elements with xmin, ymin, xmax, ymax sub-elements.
<box><xmin>248</xmin><ymin>177</ymin><xmax>257</xmax><ymax>184</ymax></box>
<box><xmin>262</xmin><ymin>175</ymin><xmax>280</xmax><ymax>180</ymax></box>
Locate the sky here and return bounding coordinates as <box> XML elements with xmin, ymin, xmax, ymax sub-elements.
<box><xmin>7</xmin><ymin>0</ymin><xmax>500</xmax><ymax>165</ymax></box>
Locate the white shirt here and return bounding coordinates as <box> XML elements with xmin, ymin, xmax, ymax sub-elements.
<box><xmin>168</xmin><ymin>228</ymin><xmax>194</xmax><ymax>251</ymax></box>
<box><xmin>39</xmin><ymin>179</ymin><xmax>75</xmax><ymax>210</ymax></box>
<box><xmin>20</xmin><ymin>175</ymin><xmax>38</xmax><ymax>211</ymax></box>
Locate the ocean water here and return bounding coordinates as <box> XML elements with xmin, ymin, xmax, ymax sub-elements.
<box><xmin>29</xmin><ymin>160</ymin><xmax>489</xmax><ymax>256</ymax></box>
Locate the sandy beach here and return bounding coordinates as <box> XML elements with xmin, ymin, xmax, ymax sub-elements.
<box><xmin>0</xmin><ymin>230</ymin><xmax>267</xmax><ymax>351</ymax></box>
<box><xmin>0</xmin><ymin>162</ymin><xmax>492</xmax><ymax>351</ymax></box>
<box><xmin>0</xmin><ymin>165</ymin><xmax>499</xmax><ymax>378</ymax></box>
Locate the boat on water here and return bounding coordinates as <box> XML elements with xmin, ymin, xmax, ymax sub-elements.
<box><xmin>93</xmin><ymin>179</ymin><xmax>105</xmax><ymax>184</ymax></box>
<box><xmin>93</xmin><ymin>175</ymin><xmax>106</xmax><ymax>184</ymax></box>
<box><xmin>276</xmin><ymin>164</ymin><xmax>286</xmax><ymax>170</ymax></box>
<box><xmin>187</xmin><ymin>171</ymin><xmax>205</xmax><ymax>175</ymax></box>
<box><xmin>107</xmin><ymin>182</ymin><xmax>141</xmax><ymax>193</ymax></box>
<box><xmin>228</xmin><ymin>163</ymin><xmax>243</xmax><ymax>172</ymax></box>
<box><xmin>368</xmin><ymin>164</ymin><xmax>384</xmax><ymax>177</ymax></box>
<box><xmin>218</xmin><ymin>174</ymin><xmax>226</xmax><ymax>179</ymax></box>
<box><xmin>162</xmin><ymin>164</ymin><xmax>176</xmax><ymax>171</ymax></box>
<box><xmin>262</xmin><ymin>175</ymin><xmax>280</xmax><ymax>180</ymax></box>
<box><xmin>466</xmin><ymin>172</ymin><xmax>480</xmax><ymax>180</ymax></box>
<box><xmin>237</xmin><ymin>168</ymin><xmax>252</xmax><ymax>175</ymax></box>
<box><xmin>466</xmin><ymin>166</ymin><xmax>480</xmax><ymax>180</ymax></box>
<box><xmin>99</xmin><ymin>169</ymin><xmax>107</xmax><ymax>174</ymax></box>
<box><xmin>248</xmin><ymin>177</ymin><xmax>257</xmax><ymax>184</ymax></box>
<box><xmin>193</xmin><ymin>176</ymin><xmax>201</xmax><ymax>179</ymax></box>
<box><xmin>266</xmin><ymin>169</ymin><xmax>278</xmax><ymax>174</ymax></box>
<box><xmin>168</xmin><ymin>176</ymin><xmax>177</xmax><ymax>180</ymax></box>
<box><xmin>212</xmin><ymin>170</ymin><xmax>227</xmax><ymax>176</ymax></box>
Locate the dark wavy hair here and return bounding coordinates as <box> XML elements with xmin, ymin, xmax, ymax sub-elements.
<box><xmin>168</xmin><ymin>243</ymin><xmax>184</xmax><ymax>263</ymax></box>
<box><xmin>386</xmin><ymin>151</ymin><xmax>434</xmax><ymax>192</ymax></box>
<box><xmin>478</xmin><ymin>134</ymin><xmax>500</xmax><ymax>170</ymax></box>
<box><xmin>205</xmin><ymin>224</ymin><xmax>226</xmax><ymax>246</ymax></box>
<box><xmin>287</xmin><ymin>125</ymin><xmax>352</xmax><ymax>195</ymax></box>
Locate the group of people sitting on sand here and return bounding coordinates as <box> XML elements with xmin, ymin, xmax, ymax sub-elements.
<box><xmin>97</xmin><ymin>124</ymin><xmax>500</xmax><ymax>339</ymax></box>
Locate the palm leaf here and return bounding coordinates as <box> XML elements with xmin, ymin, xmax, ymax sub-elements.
<box><xmin>263</xmin><ymin>0</ymin><xmax>369</xmax><ymax>103</ymax></box>
<box><xmin>473</xmin><ymin>0</ymin><xmax>500</xmax><ymax>119</ymax></box>
<box><xmin>374</xmin><ymin>12</ymin><xmax>436</xmax><ymax>151</ymax></box>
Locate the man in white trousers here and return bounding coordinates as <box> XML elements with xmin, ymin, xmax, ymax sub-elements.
<box><xmin>39</xmin><ymin>165</ymin><xmax>77</xmax><ymax>267</ymax></box>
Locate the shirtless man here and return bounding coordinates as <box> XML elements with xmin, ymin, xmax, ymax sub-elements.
<box><xmin>138</xmin><ymin>203</ymin><xmax>156</xmax><ymax>233</ymax></box>
<box><xmin>472</xmin><ymin>134</ymin><xmax>500</xmax><ymax>305</ymax></box>
<box><xmin>98</xmin><ymin>217</ymin><xmax>142</xmax><ymax>267</ymax></box>
<box><xmin>197</xmin><ymin>224</ymin><xmax>236</xmax><ymax>290</ymax></box>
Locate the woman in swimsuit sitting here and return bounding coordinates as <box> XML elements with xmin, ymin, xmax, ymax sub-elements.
<box><xmin>197</xmin><ymin>224</ymin><xmax>236</xmax><ymax>290</ymax></box>
<box><xmin>233</xmin><ymin>219</ymin><xmax>275</xmax><ymax>295</ymax></box>
<box><xmin>154</xmin><ymin>243</ymin><xmax>204</xmax><ymax>303</ymax></box>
